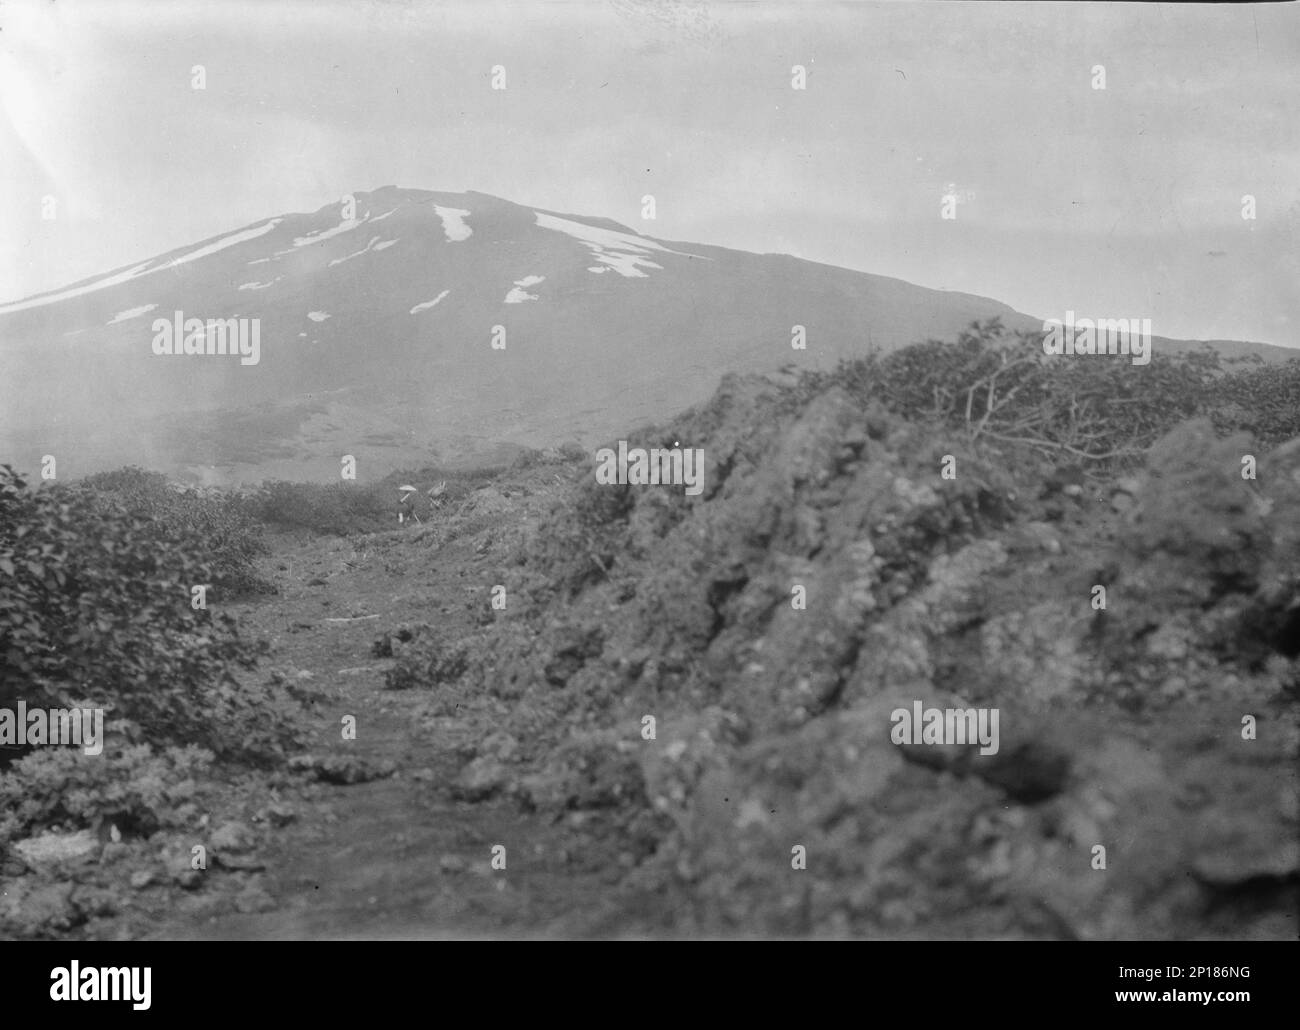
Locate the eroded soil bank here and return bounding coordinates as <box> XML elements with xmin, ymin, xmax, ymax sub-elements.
<box><xmin>4</xmin><ymin>371</ymin><xmax>1297</xmax><ymax>939</ymax></box>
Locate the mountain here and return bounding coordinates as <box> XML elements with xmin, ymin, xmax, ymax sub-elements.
<box><xmin>0</xmin><ymin>186</ymin><xmax>1291</xmax><ymax>484</ymax></box>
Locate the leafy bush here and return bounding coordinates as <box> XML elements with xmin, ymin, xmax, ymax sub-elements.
<box><xmin>250</xmin><ymin>480</ymin><xmax>393</xmax><ymax>535</ymax></box>
<box><xmin>0</xmin><ymin>741</ymin><xmax>213</xmax><ymax>844</ymax></box>
<box><xmin>80</xmin><ymin>467</ymin><xmax>271</xmax><ymax>597</ymax></box>
<box><xmin>510</xmin><ymin>448</ymin><xmax>548</xmax><ymax>471</ymax></box>
<box><xmin>554</xmin><ymin>441</ymin><xmax>589</xmax><ymax>463</ymax></box>
<box><xmin>0</xmin><ymin>465</ymin><xmax>287</xmax><ymax>761</ymax></box>
<box><xmin>1205</xmin><ymin>357</ymin><xmax>1300</xmax><ymax>448</ymax></box>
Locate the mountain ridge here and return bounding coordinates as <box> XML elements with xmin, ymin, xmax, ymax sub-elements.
<box><xmin>1</xmin><ymin>186</ymin><xmax>1292</xmax><ymax>484</ymax></box>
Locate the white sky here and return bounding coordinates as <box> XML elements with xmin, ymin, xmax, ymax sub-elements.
<box><xmin>0</xmin><ymin>0</ymin><xmax>1296</xmax><ymax>344</ymax></box>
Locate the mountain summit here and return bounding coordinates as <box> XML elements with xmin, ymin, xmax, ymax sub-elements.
<box><xmin>0</xmin><ymin>188</ymin><xmax>1281</xmax><ymax>483</ymax></box>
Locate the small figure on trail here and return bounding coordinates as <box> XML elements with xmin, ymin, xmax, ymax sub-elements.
<box><xmin>397</xmin><ymin>484</ymin><xmax>419</xmax><ymax>525</ymax></box>
<box><xmin>397</xmin><ymin>480</ymin><xmax>448</xmax><ymax>524</ymax></box>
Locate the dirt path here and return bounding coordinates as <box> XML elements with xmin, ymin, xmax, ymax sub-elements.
<box><xmin>149</xmin><ymin>525</ymin><xmax>608</xmax><ymax>940</ymax></box>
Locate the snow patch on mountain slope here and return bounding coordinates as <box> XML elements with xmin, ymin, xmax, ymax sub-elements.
<box><xmin>239</xmin><ymin>277</ymin><xmax>282</xmax><ymax>290</ymax></box>
<box><xmin>107</xmin><ymin>304</ymin><xmax>158</xmax><ymax>325</ymax></box>
<box><xmin>598</xmin><ymin>252</ymin><xmax>662</xmax><ymax>277</ymax></box>
<box><xmin>293</xmin><ymin>213</ymin><xmax>367</xmax><ymax>249</ymax></box>
<box><xmin>159</xmin><ymin>219</ymin><xmax>284</xmax><ymax>270</ymax></box>
<box><xmin>433</xmin><ymin>206</ymin><xmax>472</xmax><ymax>242</ymax></box>
<box><xmin>0</xmin><ymin>219</ymin><xmax>283</xmax><ymax>316</ymax></box>
<box><xmin>308</xmin><ymin>311</ymin><xmax>330</xmax><ymax>322</ymax></box>
<box><xmin>328</xmin><ymin>236</ymin><xmax>383</xmax><ymax>267</ymax></box>
<box><xmin>532</xmin><ymin>212</ymin><xmax>707</xmax><ymax>279</ymax></box>
<box><xmin>410</xmin><ymin>290</ymin><xmax>451</xmax><ymax>314</ymax></box>
<box><xmin>533</xmin><ymin>213</ymin><xmax>664</xmax><ymax>254</ymax></box>
<box><xmin>0</xmin><ymin>262</ymin><xmax>150</xmax><ymax>316</ymax></box>
<box><xmin>374</xmin><ymin>239</ymin><xmax>398</xmax><ymax>251</ymax></box>
<box><xmin>504</xmin><ymin>275</ymin><xmax>545</xmax><ymax>303</ymax></box>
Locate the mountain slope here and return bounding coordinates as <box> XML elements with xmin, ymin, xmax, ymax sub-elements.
<box><xmin>0</xmin><ymin>187</ymin><xmax>1289</xmax><ymax>483</ymax></box>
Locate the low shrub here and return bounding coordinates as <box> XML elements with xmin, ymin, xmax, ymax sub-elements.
<box><xmin>804</xmin><ymin>319</ymin><xmax>1291</xmax><ymax>470</ymax></box>
<box><xmin>0</xmin><ymin>740</ymin><xmax>214</xmax><ymax>845</ymax></box>
<box><xmin>0</xmin><ymin>465</ymin><xmax>287</xmax><ymax>761</ymax></box>
<box><xmin>379</xmin><ymin>626</ymin><xmax>471</xmax><ymax>690</ymax></box>
<box><xmin>251</xmin><ymin>480</ymin><xmax>392</xmax><ymax>535</ymax></box>
<box><xmin>80</xmin><ymin>467</ymin><xmax>272</xmax><ymax>597</ymax></box>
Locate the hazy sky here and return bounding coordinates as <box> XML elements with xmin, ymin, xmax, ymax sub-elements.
<box><xmin>1</xmin><ymin>0</ymin><xmax>1296</xmax><ymax>344</ymax></box>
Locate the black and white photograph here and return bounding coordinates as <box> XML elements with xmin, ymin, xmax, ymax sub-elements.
<box><xmin>0</xmin><ymin>0</ymin><xmax>1296</xmax><ymax>973</ymax></box>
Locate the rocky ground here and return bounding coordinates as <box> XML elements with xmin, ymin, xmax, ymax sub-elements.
<box><xmin>2</xmin><ymin>369</ymin><xmax>1297</xmax><ymax>939</ymax></box>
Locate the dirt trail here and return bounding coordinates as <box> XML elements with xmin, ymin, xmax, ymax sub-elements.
<box><xmin>150</xmin><ymin>525</ymin><xmax>605</xmax><ymax>940</ymax></box>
